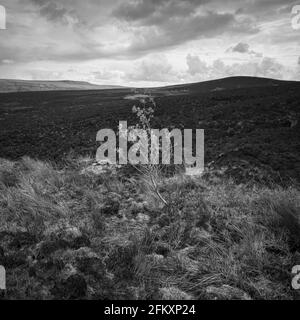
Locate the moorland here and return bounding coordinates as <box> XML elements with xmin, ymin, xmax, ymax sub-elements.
<box><xmin>0</xmin><ymin>76</ymin><xmax>300</xmax><ymax>300</ymax></box>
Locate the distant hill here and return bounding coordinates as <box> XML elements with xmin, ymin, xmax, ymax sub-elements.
<box><xmin>0</xmin><ymin>79</ymin><xmax>126</xmax><ymax>93</ymax></box>
<box><xmin>1</xmin><ymin>76</ymin><xmax>298</xmax><ymax>94</ymax></box>
<box><xmin>155</xmin><ymin>76</ymin><xmax>297</xmax><ymax>94</ymax></box>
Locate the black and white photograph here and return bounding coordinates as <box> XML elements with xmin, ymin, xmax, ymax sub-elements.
<box><xmin>0</xmin><ymin>0</ymin><xmax>300</xmax><ymax>303</ymax></box>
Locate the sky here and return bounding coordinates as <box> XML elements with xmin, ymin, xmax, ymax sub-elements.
<box><xmin>0</xmin><ymin>0</ymin><xmax>300</xmax><ymax>87</ymax></box>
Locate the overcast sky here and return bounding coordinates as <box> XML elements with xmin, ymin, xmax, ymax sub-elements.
<box><xmin>0</xmin><ymin>0</ymin><xmax>300</xmax><ymax>86</ymax></box>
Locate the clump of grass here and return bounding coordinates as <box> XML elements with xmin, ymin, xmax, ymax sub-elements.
<box><xmin>256</xmin><ymin>189</ymin><xmax>300</xmax><ymax>251</ymax></box>
<box><xmin>0</xmin><ymin>156</ymin><xmax>299</xmax><ymax>300</ymax></box>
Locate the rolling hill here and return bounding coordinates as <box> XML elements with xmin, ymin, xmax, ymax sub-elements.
<box><xmin>151</xmin><ymin>76</ymin><xmax>297</xmax><ymax>94</ymax></box>
<box><xmin>0</xmin><ymin>79</ymin><xmax>125</xmax><ymax>93</ymax></box>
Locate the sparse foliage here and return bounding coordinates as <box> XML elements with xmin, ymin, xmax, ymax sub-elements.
<box><xmin>0</xmin><ymin>156</ymin><xmax>299</xmax><ymax>299</ymax></box>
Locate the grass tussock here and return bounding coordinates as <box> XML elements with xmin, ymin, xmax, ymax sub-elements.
<box><xmin>0</xmin><ymin>156</ymin><xmax>299</xmax><ymax>300</ymax></box>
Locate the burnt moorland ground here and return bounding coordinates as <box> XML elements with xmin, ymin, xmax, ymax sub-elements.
<box><xmin>0</xmin><ymin>76</ymin><xmax>300</xmax><ymax>183</ymax></box>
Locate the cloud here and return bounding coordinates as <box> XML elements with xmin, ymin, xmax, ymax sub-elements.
<box><xmin>186</xmin><ymin>55</ymin><xmax>289</xmax><ymax>80</ymax></box>
<box><xmin>126</xmin><ymin>12</ymin><xmax>259</xmax><ymax>56</ymax></box>
<box><xmin>232</xmin><ymin>42</ymin><xmax>250</xmax><ymax>53</ymax></box>
<box><xmin>127</xmin><ymin>55</ymin><xmax>177</xmax><ymax>82</ymax></box>
<box><xmin>1</xmin><ymin>59</ymin><xmax>14</xmax><ymax>65</ymax></box>
<box><xmin>227</xmin><ymin>42</ymin><xmax>263</xmax><ymax>57</ymax></box>
<box><xmin>0</xmin><ymin>0</ymin><xmax>299</xmax><ymax>84</ymax></box>
<box><xmin>236</xmin><ymin>0</ymin><xmax>298</xmax><ymax>15</ymax></box>
<box><xmin>1</xmin><ymin>0</ymin><xmax>261</xmax><ymax>63</ymax></box>
<box><xmin>113</xmin><ymin>0</ymin><xmax>208</xmax><ymax>25</ymax></box>
<box><xmin>186</xmin><ymin>54</ymin><xmax>208</xmax><ymax>76</ymax></box>
<box><xmin>93</xmin><ymin>69</ymin><xmax>124</xmax><ymax>81</ymax></box>
<box><xmin>112</xmin><ymin>0</ymin><xmax>260</xmax><ymax>55</ymax></box>
<box><xmin>29</xmin><ymin>0</ymin><xmax>80</xmax><ymax>25</ymax></box>
<box><xmin>259</xmin><ymin>57</ymin><xmax>285</xmax><ymax>78</ymax></box>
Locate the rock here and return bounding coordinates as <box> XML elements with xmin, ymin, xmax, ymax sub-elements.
<box><xmin>206</xmin><ymin>285</ymin><xmax>252</xmax><ymax>300</ymax></box>
<box><xmin>160</xmin><ymin>287</ymin><xmax>194</xmax><ymax>300</ymax></box>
